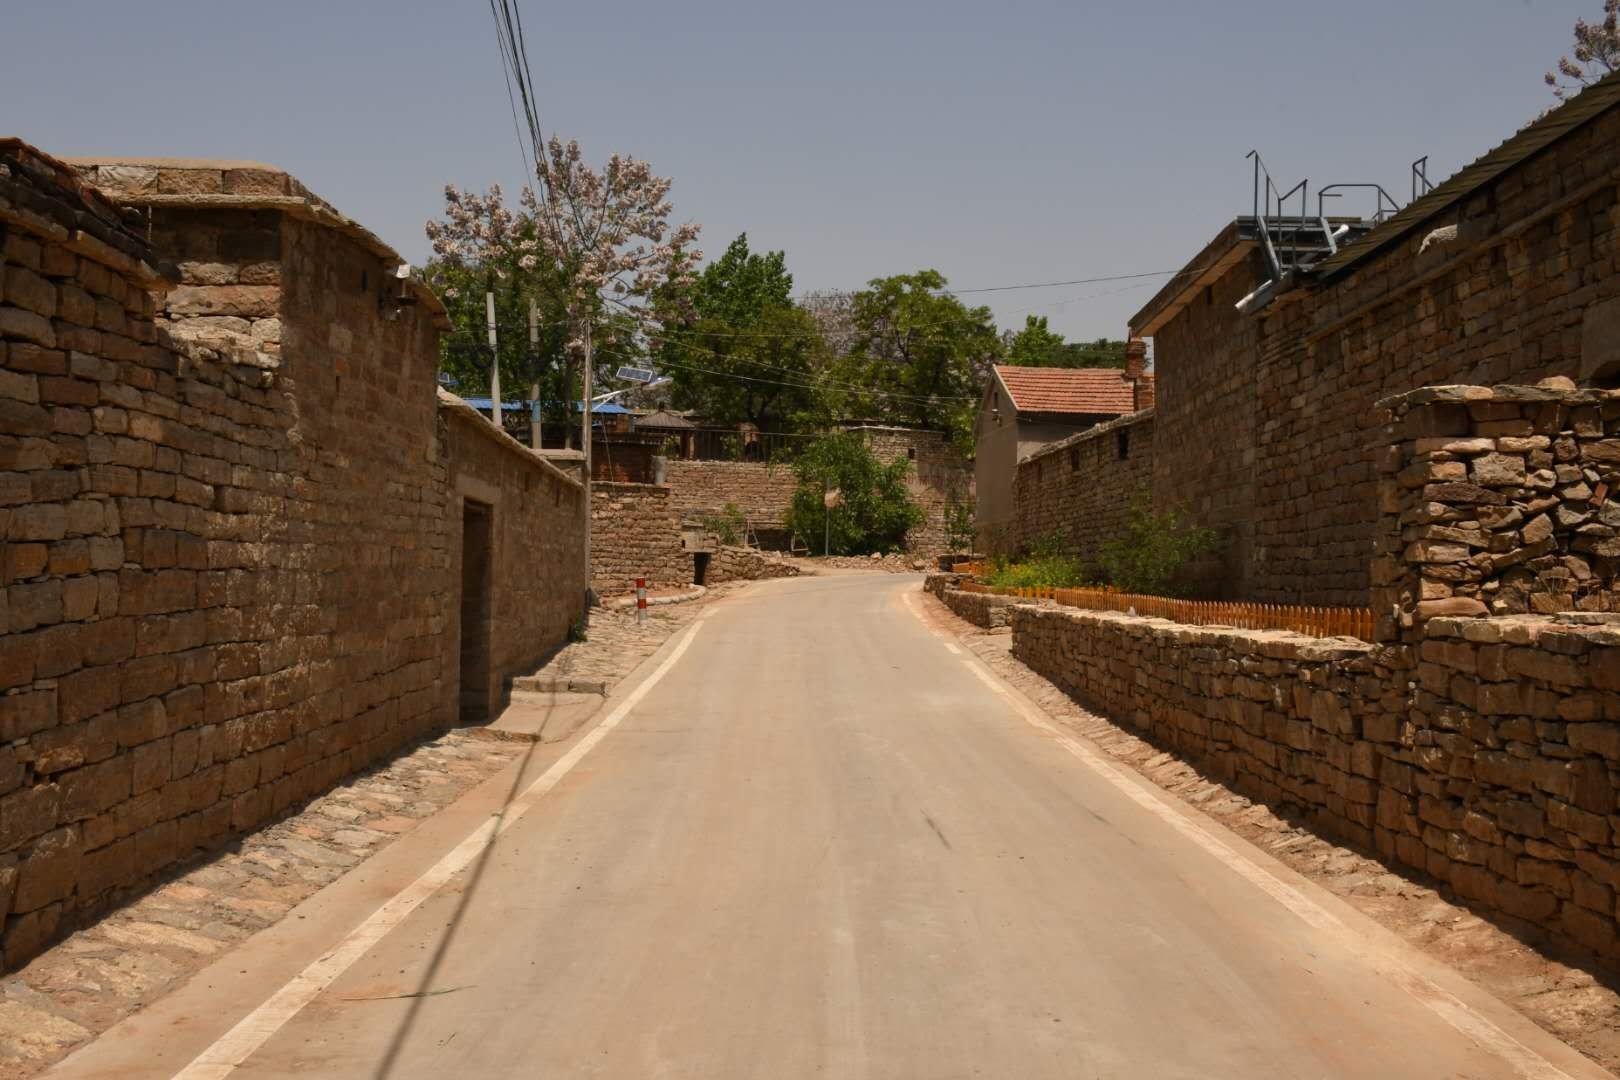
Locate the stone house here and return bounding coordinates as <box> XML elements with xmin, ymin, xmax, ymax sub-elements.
<box><xmin>1125</xmin><ymin>68</ymin><xmax>1620</xmax><ymax>605</ymax></box>
<box><xmin>0</xmin><ymin>142</ymin><xmax>585</xmax><ymax>969</ymax></box>
<box><xmin>974</xmin><ymin>360</ymin><xmax>1151</xmax><ymax>551</ymax></box>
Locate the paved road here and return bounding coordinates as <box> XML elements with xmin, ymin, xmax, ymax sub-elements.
<box><xmin>50</xmin><ymin>574</ymin><xmax>1608</xmax><ymax>1079</ymax></box>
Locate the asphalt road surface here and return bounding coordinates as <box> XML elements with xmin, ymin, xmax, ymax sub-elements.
<box><xmin>49</xmin><ymin>574</ymin><xmax>1609</xmax><ymax>1080</ymax></box>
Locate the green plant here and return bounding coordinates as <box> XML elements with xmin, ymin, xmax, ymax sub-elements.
<box><xmin>700</xmin><ymin>502</ymin><xmax>747</xmax><ymax>546</ymax></box>
<box><xmin>785</xmin><ymin>432</ymin><xmax>923</xmax><ymax>555</ymax></box>
<box><xmin>983</xmin><ymin>532</ymin><xmax>1088</xmax><ymax>589</ymax></box>
<box><xmin>568</xmin><ymin>614</ymin><xmax>588</xmax><ymax>643</ymax></box>
<box><xmin>943</xmin><ymin>494</ymin><xmax>976</xmax><ymax>553</ymax></box>
<box><xmin>1097</xmin><ymin>493</ymin><xmax>1220</xmax><ymax>596</ymax></box>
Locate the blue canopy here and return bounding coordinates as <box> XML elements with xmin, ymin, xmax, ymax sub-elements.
<box><xmin>461</xmin><ymin>397</ymin><xmax>526</xmax><ymax>413</ymax></box>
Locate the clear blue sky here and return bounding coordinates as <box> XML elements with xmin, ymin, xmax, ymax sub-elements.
<box><xmin>3</xmin><ymin>0</ymin><xmax>1594</xmax><ymax>339</ymax></box>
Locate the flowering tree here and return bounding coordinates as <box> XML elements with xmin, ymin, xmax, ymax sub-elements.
<box><xmin>425</xmin><ymin>137</ymin><xmax>702</xmax><ymax>443</ymax></box>
<box><xmin>1547</xmin><ymin>0</ymin><xmax>1619</xmax><ymax>100</ymax></box>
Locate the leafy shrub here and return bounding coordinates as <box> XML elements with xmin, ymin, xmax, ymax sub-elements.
<box><xmin>1098</xmin><ymin>493</ymin><xmax>1220</xmax><ymax>596</ymax></box>
<box><xmin>699</xmin><ymin>502</ymin><xmax>747</xmax><ymax>546</ymax></box>
<box><xmin>943</xmin><ymin>495</ymin><xmax>976</xmax><ymax>553</ymax></box>
<box><xmin>983</xmin><ymin>531</ymin><xmax>1088</xmax><ymax>588</ymax></box>
<box><xmin>786</xmin><ymin>433</ymin><xmax>922</xmax><ymax>555</ymax></box>
<box><xmin>984</xmin><ymin>553</ymin><xmax>1089</xmax><ymax>589</ymax></box>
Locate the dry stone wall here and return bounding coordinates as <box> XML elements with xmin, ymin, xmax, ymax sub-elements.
<box><xmin>1011</xmin><ymin>411</ymin><xmax>1153</xmax><ymax>565</ymax></box>
<box><xmin>1011</xmin><ymin>603</ymin><xmax>1620</xmax><ymax>959</ymax></box>
<box><xmin>0</xmin><ymin>144</ymin><xmax>584</xmax><ymax>970</ymax></box>
<box><xmin>1375</xmin><ymin>383</ymin><xmax>1620</xmax><ymax>634</ymax></box>
<box><xmin>704</xmin><ymin>545</ymin><xmax>801</xmax><ymax>584</ymax></box>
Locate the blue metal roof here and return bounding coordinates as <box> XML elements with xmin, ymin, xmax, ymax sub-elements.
<box><xmin>455</xmin><ymin>398</ymin><xmax>633</xmax><ymax>415</ymax></box>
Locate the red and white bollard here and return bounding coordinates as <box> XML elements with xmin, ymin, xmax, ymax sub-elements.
<box><xmin>636</xmin><ymin>577</ymin><xmax>647</xmax><ymax>625</ymax></box>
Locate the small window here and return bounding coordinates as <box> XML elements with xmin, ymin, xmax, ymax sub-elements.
<box><xmin>907</xmin><ymin>447</ymin><xmax>916</xmax><ymax>460</ymax></box>
<box><xmin>1116</xmin><ymin>429</ymin><xmax>1130</xmax><ymax>461</ymax></box>
<box><xmin>1068</xmin><ymin>446</ymin><xmax>1079</xmax><ymax>472</ymax></box>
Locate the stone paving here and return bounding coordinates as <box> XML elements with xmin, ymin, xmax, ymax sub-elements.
<box><xmin>0</xmin><ymin>732</ymin><xmax>521</xmax><ymax>1079</ymax></box>
<box><xmin>523</xmin><ymin>586</ymin><xmax>736</xmax><ymax>691</ymax></box>
<box><xmin>914</xmin><ymin>592</ymin><xmax>1620</xmax><ymax>1075</ymax></box>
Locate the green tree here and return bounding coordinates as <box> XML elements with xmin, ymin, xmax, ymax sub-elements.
<box><xmin>830</xmin><ymin>270</ymin><xmax>998</xmax><ymax>451</ymax></box>
<box><xmin>785</xmin><ymin>433</ymin><xmax>922</xmax><ymax>555</ymax></box>
<box><xmin>1005</xmin><ymin>316</ymin><xmax>1067</xmax><ymax>366</ymax></box>
<box><xmin>664</xmin><ymin>234</ymin><xmax>828</xmax><ymax>431</ymax></box>
<box><xmin>1002</xmin><ymin>317</ymin><xmax>1127</xmax><ymax>369</ymax></box>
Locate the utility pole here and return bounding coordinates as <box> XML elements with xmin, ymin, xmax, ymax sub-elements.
<box><xmin>580</xmin><ymin>319</ymin><xmax>594</xmax><ymax>605</ymax></box>
<box><xmin>528</xmin><ymin>299</ymin><xmax>541</xmax><ymax>450</ymax></box>
<box><xmin>486</xmin><ymin>292</ymin><xmax>500</xmax><ymax>428</ymax></box>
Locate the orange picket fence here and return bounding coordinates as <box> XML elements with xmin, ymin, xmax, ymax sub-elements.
<box><xmin>955</xmin><ymin>581</ymin><xmax>1374</xmax><ymax>641</ymax></box>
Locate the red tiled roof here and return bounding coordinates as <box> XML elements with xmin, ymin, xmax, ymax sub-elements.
<box><xmin>993</xmin><ymin>365</ymin><xmax>1136</xmax><ymax>416</ymax></box>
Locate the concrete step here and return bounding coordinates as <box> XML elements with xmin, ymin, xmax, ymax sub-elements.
<box><xmin>467</xmin><ymin>690</ymin><xmax>604</xmax><ymax>744</ymax></box>
<box><xmin>510</xmin><ymin>675</ymin><xmax>608</xmax><ymax>695</ymax></box>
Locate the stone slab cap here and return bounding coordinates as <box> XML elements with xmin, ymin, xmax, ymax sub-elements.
<box><xmin>437</xmin><ymin>387</ymin><xmax>583</xmax><ymax>492</ymax></box>
<box><xmin>67</xmin><ymin>155</ymin><xmax>450</xmax><ymax>329</ymax></box>
<box><xmin>0</xmin><ymin>137</ymin><xmax>176</xmax><ymax>286</ymax></box>
<box><xmin>1376</xmin><ymin>382</ymin><xmax>1620</xmax><ymax>412</ymax></box>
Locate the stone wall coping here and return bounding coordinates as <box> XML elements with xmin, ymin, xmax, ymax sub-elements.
<box><xmin>68</xmin><ymin>163</ymin><xmax>450</xmax><ymax>328</ymax></box>
<box><xmin>438</xmin><ymin>389</ymin><xmax>583</xmax><ymax>493</ymax></box>
<box><xmin>1375</xmin><ymin>382</ymin><xmax>1620</xmax><ymax>413</ymax></box>
<box><xmin>0</xmin><ymin>138</ymin><xmax>175</xmax><ymax>286</ymax></box>
<box><xmin>1019</xmin><ymin>407</ymin><xmax>1155</xmax><ymax>466</ymax></box>
<box><xmin>1018</xmin><ymin>603</ymin><xmax>1376</xmax><ymax>661</ymax></box>
<box><xmin>1423</xmin><ymin>613</ymin><xmax>1620</xmax><ymax>647</ymax></box>
<box><xmin>593</xmin><ymin>480</ymin><xmax>670</xmax><ymax>495</ymax></box>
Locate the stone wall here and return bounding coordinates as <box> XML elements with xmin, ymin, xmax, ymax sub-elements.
<box><xmin>1374</xmin><ymin>382</ymin><xmax>1620</xmax><ymax>635</ymax></box>
<box><xmin>848</xmin><ymin>425</ymin><xmax>974</xmax><ymax>556</ymax></box>
<box><xmin>591</xmin><ymin>482</ymin><xmax>691</xmax><ymax>591</ymax></box>
<box><xmin>664</xmin><ymin>459</ymin><xmax>798</xmax><ymax>534</ymax></box>
<box><xmin>1002</xmin><ymin>380</ymin><xmax>1620</xmax><ymax>957</ymax></box>
<box><xmin>1011</xmin><ymin>411</ymin><xmax>1154</xmax><ymax>566</ymax></box>
<box><xmin>1140</xmin><ymin>96</ymin><xmax>1620</xmax><ymax>606</ymax></box>
<box><xmin>0</xmin><ymin>145</ymin><xmax>584</xmax><ymax>970</ymax></box>
<box><xmin>443</xmin><ymin>394</ymin><xmax>586</xmax><ymax>720</ymax></box>
<box><xmin>704</xmin><ymin>545</ymin><xmax>802</xmax><ymax>584</ymax></box>
<box><xmin>1010</xmin><ymin>603</ymin><xmax>1620</xmax><ymax>959</ymax></box>
<box><xmin>940</xmin><ymin>587</ymin><xmax>1023</xmax><ymax>629</ymax></box>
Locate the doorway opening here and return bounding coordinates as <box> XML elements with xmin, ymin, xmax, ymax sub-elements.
<box><xmin>459</xmin><ymin>500</ymin><xmax>493</xmax><ymax>724</ymax></box>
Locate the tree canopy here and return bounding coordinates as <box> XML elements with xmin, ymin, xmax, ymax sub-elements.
<box><xmin>827</xmin><ymin>270</ymin><xmax>998</xmax><ymax>451</ymax></box>
<box><xmin>1548</xmin><ymin>0</ymin><xmax>1619</xmax><ymax>99</ymax></box>
<box><xmin>663</xmin><ymin>234</ymin><xmax>827</xmax><ymax>432</ymax></box>
<box><xmin>1004</xmin><ymin>316</ymin><xmax>1127</xmax><ymax>369</ymax></box>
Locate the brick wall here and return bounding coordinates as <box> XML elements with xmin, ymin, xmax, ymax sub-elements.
<box><xmin>1011</xmin><ymin>411</ymin><xmax>1154</xmax><ymax>567</ymax></box>
<box><xmin>591</xmin><ymin>482</ymin><xmax>691</xmax><ymax>591</ymax></box>
<box><xmin>1141</xmin><ymin>99</ymin><xmax>1620</xmax><ymax>605</ymax></box>
<box><xmin>0</xmin><ymin>145</ymin><xmax>585</xmax><ymax>970</ymax></box>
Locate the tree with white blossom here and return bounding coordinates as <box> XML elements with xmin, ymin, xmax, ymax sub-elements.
<box><xmin>425</xmin><ymin>137</ymin><xmax>702</xmax><ymax>441</ymax></box>
<box><xmin>1547</xmin><ymin>0</ymin><xmax>1620</xmax><ymax>100</ymax></box>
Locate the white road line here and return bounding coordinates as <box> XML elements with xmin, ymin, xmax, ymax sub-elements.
<box><xmin>172</xmin><ymin>621</ymin><xmax>707</xmax><ymax>1080</ymax></box>
<box><xmin>899</xmin><ymin>587</ymin><xmax>1578</xmax><ymax>1080</ymax></box>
